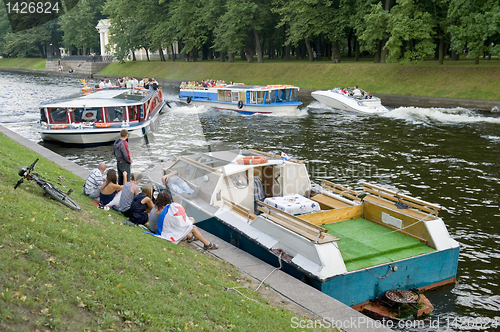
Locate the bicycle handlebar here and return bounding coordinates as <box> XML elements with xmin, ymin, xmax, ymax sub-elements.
<box><xmin>28</xmin><ymin>158</ymin><xmax>39</xmax><ymax>172</ymax></box>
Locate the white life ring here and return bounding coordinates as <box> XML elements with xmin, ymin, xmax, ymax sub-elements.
<box><xmin>82</xmin><ymin>110</ymin><xmax>97</xmax><ymax>121</ymax></box>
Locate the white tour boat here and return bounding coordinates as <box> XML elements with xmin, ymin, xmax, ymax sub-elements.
<box><xmin>311</xmin><ymin>87</ymin><xmax>388</xmax><ymax>114</ymax></box>
<box><xmin>33</xmin><ymin>87</ymin><xmax>166</xmax><ymax>145</ymax></box>
<box><xmin>179</xmin><ymin>83</ymin><xmax>302</xmax><ymax>115</ymax></box>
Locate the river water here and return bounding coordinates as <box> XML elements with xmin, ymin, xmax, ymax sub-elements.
<box><xmin>2</xmin><ymin>71</ymin><xmax>500</xmax><ymax>331</ymax></box>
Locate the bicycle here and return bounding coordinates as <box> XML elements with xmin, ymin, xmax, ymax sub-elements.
<box><xmin>14</xmin><ymin>158</ymin><xmax>81</xmax><ymax>211</ymax></box>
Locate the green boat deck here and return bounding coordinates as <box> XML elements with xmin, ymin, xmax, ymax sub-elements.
<box><xmin>321</xmin><ymin>218</ymin><xmax>435</xmax><ymax>272</ymax></box>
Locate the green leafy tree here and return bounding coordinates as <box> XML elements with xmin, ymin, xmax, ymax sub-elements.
<box><xmin>447</xmin><ymin>0</ymin><xmax>500</xmax><ymax>64</ymax></box>
<box><xmin>59</xmin><ymin>0</ymin><xmax>102</xmax><ymax>55</ymax></box>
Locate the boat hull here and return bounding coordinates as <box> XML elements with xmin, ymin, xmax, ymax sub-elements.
<box><xmin>311</xmin><ymin>90</ymin><xmax>388</xmax><ymax>114</ymax></box>
<box><xmin>180</xmin><ymin>99</ymin><xmax>301</xmax><ymax>115</ymax></box>
<box><xmin>193</xmin><ymin>210</ymin><xmax>459</xmax><ymax>307</ymax></box>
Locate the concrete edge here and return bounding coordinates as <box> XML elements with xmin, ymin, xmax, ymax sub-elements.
<box><xmin>0</xmin><ymin>125</ymin><xmax>89</xmax><ymax>180</ymax></box>
<box><xmin>192</xmin><ymin>231</ymin><xmax>393</xmax><ymax>332</ymax></box>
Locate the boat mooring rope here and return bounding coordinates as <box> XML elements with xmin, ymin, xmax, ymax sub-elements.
<box><xmin>255</xmin><ymin>252</ymin><xmax>283</xmax><ymax>292</ymax></box>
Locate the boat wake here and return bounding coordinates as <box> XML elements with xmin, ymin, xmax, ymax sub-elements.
<box><xmin>382</xmin><ymin>107</ymin><xmax>500</xmax><ymax>125</ymax></box>
<box><xmin>168</xmin><ymin>103</ymin><xmax>208</xmax><ymax>114</ymax></box>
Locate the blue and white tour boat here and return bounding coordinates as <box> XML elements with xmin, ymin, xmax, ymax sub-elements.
<box><xmin>179</xmin><ymin>83</ymin><xmax>302</xmax><ymax>115</ymax></box>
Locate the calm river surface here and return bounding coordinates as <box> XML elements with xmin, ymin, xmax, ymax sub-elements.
<box><xmin>2</xmin><ymin>71</ymin><xmax>500</xmax><ymax>331</ymax></box>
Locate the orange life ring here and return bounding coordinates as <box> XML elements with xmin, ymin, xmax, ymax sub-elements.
<box><xmin>236</xmin><ymin>156</ymin><xmax>268</xmax><ymax>165</ymax></box>
<box><xmin>81</xmin><ymin>87</ymin><xmax>92</xmax><ymax>92</ymax></box>
<box><xmin>95</xmin><ymin>123</ymin><xmax>111</xmax><ymax>128</ymax></box>
<box><xmin>51</xmin><ymin>124</ymin><xmax>68</xmax><ymax>129</ymax></box>
<box><xmin>135</xmin><ymin>87</ymin><xmax>145</xmax><ymax>90</ymax></box>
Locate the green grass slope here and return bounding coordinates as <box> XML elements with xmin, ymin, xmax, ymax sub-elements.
<box><xmin>0</xmin><ymin>58</ymin><xmax>46</xmax><ymax>70</ymax></box>
<box><xmin>0</xmin><ymin>134</ymin><xmax>331</xmax><ymax>332</ymax></box>
<box><xmin>100</xmin><ymin>59</ymin><xmax>500</xmax><ymax>100</ymax></box>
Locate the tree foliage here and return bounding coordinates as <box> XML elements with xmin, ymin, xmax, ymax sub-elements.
<box><xmin>1</xmin><ymin>0</ymin><xmax>499</xmax><ymax>64</ymax></box>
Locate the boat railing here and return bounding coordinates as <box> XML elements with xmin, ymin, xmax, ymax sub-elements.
<box><xmin>322</xmin><ymin>180</ymin><xmax>361</xmax><ymax>202</ymax></box>
<box><xmin>221</xmin><ymin>197</ymin><xmax>256</xmax><ymax>222</ymax></box>
<box><xmin>257</xmin><ymin>201</ymin><xmax>338</xmax><ymax>244</ymax></box>
<box><xmin>363</xmin><ymin>183</ymin><xmax>442</xmax><ymax>216</ymax></box>
<box><xmin>179</xmin><ymin>156</ymin><xmax>222</xmax><ymax>173</ymax></box>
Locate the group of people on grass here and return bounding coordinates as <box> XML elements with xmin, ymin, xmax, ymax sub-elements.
<box><xmin>83</xmin><ymin>129</ymin><xmax>217</xmax><ymax>250</ymax></box>
<box><xmin>97</xmin><ymin>77</ymin><xmax>159</xmax><ymax>90</ymax></box>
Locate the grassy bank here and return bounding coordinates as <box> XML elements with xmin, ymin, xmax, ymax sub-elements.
<box><xmin>0</xmin><ymin>58</ymin><xmax>46</xmax><ymax>70</ymax></box>
<box><xmin>0</xmin><ymin>134</ymin><xmax>332</xmax><ymax>331</ymax></box>
<box><xmin>100</xmin><ymin>59</ymin><xmax>500</xmax><ymax>100</ymax></box>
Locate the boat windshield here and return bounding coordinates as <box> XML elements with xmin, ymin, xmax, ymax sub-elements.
<box><xmin>47</xmin><ymin>107</ymin><xmax>68</xmax><ymax>123</ymax></box>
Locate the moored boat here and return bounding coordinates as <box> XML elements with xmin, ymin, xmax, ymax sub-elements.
<box><xmin>33</xmin><ymin>86</ymin><xmax>166</xmax><ymax>145</ymax></box>
<box><xmin>179</xmin><ymin>83</ymin><xmax>302</xmax><ymax>115</ymax></box>
<box><xmin>312</xmin><ymin>87</ymin><xmax>388</xmax><ymax>114</ymax></box>
<box><xmin>147</xmin><ymin>149</ymin><xmax>460</xmax><ymax>309</ymax></box>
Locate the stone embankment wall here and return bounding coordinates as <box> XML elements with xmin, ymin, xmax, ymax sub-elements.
<box><xmin>46</xmin><ymin>60</ymin><xmax>110</xmax><ymax>76</ymax></box>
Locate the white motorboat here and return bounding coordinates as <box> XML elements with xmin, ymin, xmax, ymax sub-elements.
<box><xmin>147</xmin><ymin>149</ymin><xmax>459</xmax><ymax>308</ymax></box>
<box><xmin>311</xmin><ymin>88</ymin><xmax>388</xmax><ymax>114</ymax></box>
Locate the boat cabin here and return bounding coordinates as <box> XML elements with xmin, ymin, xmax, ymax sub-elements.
<box><xmin>39</xmin><ymin>88</ymin><xmax>162</xmax><ymax>127</ymax></box>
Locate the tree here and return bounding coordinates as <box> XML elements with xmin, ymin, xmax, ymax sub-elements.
<box><xmin>59</xmin><ymin>0</ymin><xmax>102</xmax><ymax>55</ymax></box>
<box><xmin>447</xmin><ymin>0</ymin><xmax>500</xmax><ymax>64</ymax></box>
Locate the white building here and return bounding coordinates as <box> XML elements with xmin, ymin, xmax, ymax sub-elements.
<box><xmin>95</xmin><ymin>19</ymin><xmax>178</xmax><ymax>60</ymax></box>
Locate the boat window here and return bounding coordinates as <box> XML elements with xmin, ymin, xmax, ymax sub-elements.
<box><xmin>128</xmin><ymin>105</ymin><xmax>140</xmax><ymax>121</ymax></box>
<box><xmin>113</xmin><ymin>90</ymin><xmax>149</xmax><ymax>101</ymax></box>
<box><xmin>105</xmin><ymin>106</ymin><xmax>126</xmax><ymax>122</ymax></box>
<box><xmin>217</xmin><ymin>90</ymin><xmax>231</xmax><ymax>102</ymax></box>
<box><xmin>266</xmin><ymin>90</ymin><xmax>276</xmax><ymax>103</ymax></box>
<box><xmin>231</xmin><ymin>91</ymin><xmax>239</xmax><ymax>102</ymax></box>
<box><xmin>276</xmin><ymin>89</ymin><xmax>288</xmax><ymax>102</ymax></box>
<box><xmin>257</xmin><ymin>91</ymin><xmax>265</xmax><ymax>103</ymax></box>
<box><xmin>289</xmin><ymin>88</ymin><xmax>298</xmax><ymax>102</ymax></box>
<box><xmin>190</xmin><ymin>168</ymin><xmax>210</xmax><ymax>187</ymax></box>
<box><xmin>250</xmin><ymin>91</ymin><xmax>257</xmax><ymax>104</ymax></box>
<box><xmin>48</xmin><ymin>108</ymin><xmax>68</xmax><ymax>123</ymax></box>
<box><xmin>72</xmin><ymin>107</ymin><xmax>102</xmax><ymax>122</ymax></box>
<box><xmin>230</xmin><ymin>172</ymin><xmax>249</xmax><ymax>189</ymax></box>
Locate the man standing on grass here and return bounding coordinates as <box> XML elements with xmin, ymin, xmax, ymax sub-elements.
<box><xmin>113</xmin><ymin>129</ymin><xmax>132</xmax><ymax>185</ymax></box>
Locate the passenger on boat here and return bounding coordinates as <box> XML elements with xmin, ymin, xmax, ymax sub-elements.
<box><xmin>118</xmin><ymin>172</ymin><xmax>143</xmax><ymax>218</ymax></box>
<box><xmin>143</xmin><ymin>78</ymin><xmax>150</xmax><ymax>90</ymax></box>
<box><xmin>104</xmin><ymin>79</ymin><xmax>112</xmax><ymax>88</ymax></box>
<box><xmin>161</xmin><ymin>170</ymin><xmax>199</xmax><ymax>199</ymax></box>
<box><xmin>254</xmin><ymin>176</ymin><xmax>265</xmax><ymax>215</ymax></box>
<box><xmin>99</xmin><ymin>79</ymin><xmax>105</xmax><ymax>89</ymax></box>
<box><xmin>113</xmin><ymin>129</ymin><xmax>132</xmax><ymax>185</ymax></box>
<box><xmin>352</xmin><ymin>86</ymin><xmax>361</xmax><ymax>98</ymax></box>
<box><xmin>151</xmin><ymin>78</ymin><xmax>158</xmax><ymax>90</ymax></box>
<box><xmin>150</xmin><ymin>191</ymin><xmax>218</xmax><ymax>249</ymax></box>
<box><xmin>365</xmin><ymin>92</ymin><xmax>372</xmax><ymax>99</ymax></box>
<box><xmin>84</xmin><ymin>162</ymin><xmax>106</xmax><ymax>199</ymax></box>
<box><xmin>125</xmin><ymin>77</ymin><xmax>133</xmax><ymax>89</ymax></box>
<box><xmin>99</xmin><ymin>169</ymin><xmax>127</xmax><ymax>208</ymax></box>
<box><xmin>132</xmin><ymin>77</ymin><xmax>138</xmax><ymax>88</ymax></box>
<box><xmin>341</xmin><ymin>88</ymin><xmax>348</xmax><ymax>95</ymax></box>
<box><xmin>129</xmin><ymin>184</ymin><xmax>155</xmax><ymax>225</ymax></box>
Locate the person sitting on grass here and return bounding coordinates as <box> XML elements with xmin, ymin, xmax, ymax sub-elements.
<box><xmin>118</xmin><ymin>172</ymin><xmax>142</xmax><ymax>218</ymax></box>
<box><xmin>83</xmin><ymin>162</ymin><xmax>106</xmax><ymax>199</ymax></box>
<box><xmin>129</xmin><ymin>184</ymin><xmax>155</xmax><ymax>225</ymax></box>
<box><xmin>146</xmin><ymin>191</ymin><xmax>218</xmax><ymax>250</ymax></box>
<box><xmin>99</xmin><ymin>169</ymin><xmax>127</xmax><ymax>209</ymax></box>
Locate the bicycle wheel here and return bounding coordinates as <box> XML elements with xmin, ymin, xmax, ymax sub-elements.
<box><xmin>42</xmin><ymin>181</ymin><xmax>82</xmax><ymax>211</ymax></box>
